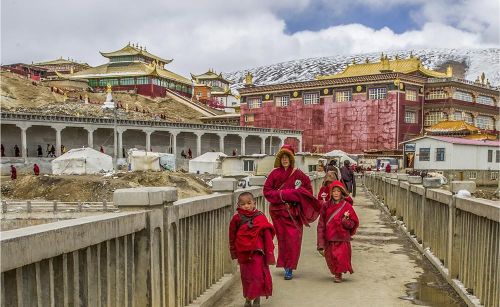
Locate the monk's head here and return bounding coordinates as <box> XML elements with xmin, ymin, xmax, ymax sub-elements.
<box><xmin>328</xmin><ymin>180</ymin><xmax>349</xmax><ymax>202</ymax></box>
<box><xmin>280</xmin><ymin>154</ymin><xmax>291</xmax><ymax>168</ymax></box>
<box><xmin>237</xmin><ymin>192</ymin><xmax>256</xmax><ymax>211</ymax></box>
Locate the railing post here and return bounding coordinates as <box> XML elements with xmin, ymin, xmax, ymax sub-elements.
<box><xmin>114</xmin><ymin>187</ymin><xmax>178</xmax><ymax>307</ymax></box>
<box><xmin>102</xmin><ymin>200</ymin><xmax>108</xmax><ymax>211</ymax></box>
<box><xmin>212</xmin><ymin>178</ymin><xmax>238</xmax><ymax>275</ymax></box>
<box><xmin>2</xmin><ymin>200</ymin><xmax>7</xmax><ymax>213</ymax></box>
<box><xmin>27</xmin><ymin>201</ymin><xmax>32</xmax><ymax>213</ymax></box>
<box><xmin>448</xmin><ymin>195</ymin><xmax>459</xmax><ymax>279</ymax></box>
<box><xmin>52</xmin><ymin>201</ymin><xmax>58</xmax><ymax>212</ymax></box>
<box><xmin>77</xmin><ymin>202</ymin><xmax>82</xmax><ymax>212</ymax></box>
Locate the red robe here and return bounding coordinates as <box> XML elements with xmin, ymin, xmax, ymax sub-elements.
<box><xmin>33</xmin><ymin>164</ymin><xmax>40</xmax><ymax>176</ymax></box>
<box><xmin>263</xmin><ymin>167</ymin><xmax>320</xmax><ymax>269</ymax></box>
<box><xmin>317</xmin><ymin>198</ymin><xmax>359</xmax><ymax>275</ymax></box>
<box><xmin>10</xmin><ymin>166</ymin><xmax>17</xmax><ymax>180</ymax></box>
<box><xmin>229</xmin><ymin>208</ymin><xmax>275</xmax><ymax>299</ymax></box>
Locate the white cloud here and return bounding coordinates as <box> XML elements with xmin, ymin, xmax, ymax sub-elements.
<box><xmin>1</xmin><ymin>0</ymin><xmax>497</xmax><ymax>76</ymax></box>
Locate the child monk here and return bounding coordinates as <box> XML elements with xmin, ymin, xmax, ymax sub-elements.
<box><xmin>317</xmin><ymin>180</ymin><xmax>359</xmax><ymax>283</ymax></box>
<box><xmin>229</xmin><ymin>192</ymin><xmax>276</xmax><ymax>307</ymax></box>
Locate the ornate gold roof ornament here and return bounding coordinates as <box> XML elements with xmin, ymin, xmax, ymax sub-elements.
<box><xmin>480</xmin><ymin>72</ymin><xmax>486</xmax><ymax>84</ymax></box>
<box><xmin>446</xmin><ymin>65</ymin><xmax>453</xmax><ymax>77</ymax></box>
<box><xmin>409</xmin><ymin>51</ymin><xmax>414</xmax><ymax>59</ymax></box>
<box><xmin>244</xmin><ymin>72</ymin><xmax>253</xmax><ymax>86</ymax></box>
<box><xmin>352</xmin><ymin>58</ymin><xmax>357</xmax><ymax>64</ymax></box>
<box><xmin>365</xmin><ymin>57</ymin><xmax>369</xmax><ymax>63</ymax></box>
<box><xmin>380</xmin><ymin>52</ymin><xmax>384</xmax><ymax>61</ymax></box>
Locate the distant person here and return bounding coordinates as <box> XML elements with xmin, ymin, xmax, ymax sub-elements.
<box><xmin>1</xmin><ymin>144</ymin><xmax>5</xmax><ymax>157</ymax></box>
<box><xmin>229</xmin><ymin>192</ymin><xmax>275</xmax><ymax>307</ymax></box>
<box><xmin>46</xmin><ymin>144</ymin><xmax>51</xmax><ymax>157</ymax></box>
<box><xmin>10</xmin><ymin>165</ymin><xmax>17</xmax><ymax>180</ymax></box>
<box><xmin>33</xmin><ymin>163</ymin><xmax>40</xmax><ymax>176</ymax></box>
<box><xmin>61</xmin><ymin>145</ymin><xmax>66</xmax><ymax>154</ymax></box>
<box><xmin>181</xmin><ymin>150</ymin><xmax>187</xmax><ymax>159</ymax></box>
<box><xmin>385</xmin><ymin>163</ymin><xmax>391</xmax><ymax>173</ymax></box>
<box><xmin>340</xmin><ymin>160</ymin><xmax>356</xmax><ymax>197</ymax></box>
<box><xmin>49</xmin><ymin>145</ymin><xmax>56</xmax><ymax>157</ymax></box>
<box><xmin>232</xmin><ymin>148</ymin><xmax>237</xmax><ymax>156</ymax></box>
<box><xmin>188</xmin><ymin>148</ymin><xmax>192</xmax><ymax>159</ymax></box>
<box><xmin>37</xmin><ymin>145</ymin><xmax>43</xmax><ymax>157</ymax></box>
<box><xmin>325</xmin><ymin>160</ymin><xmax>341</xmax><ymax>181</ymax></box>
<box><xmin>100</xmin><ymin>145</ymin><xmax>104</xmax><ymax>153</ymax></box>
<box><xmin>14</xmin><ymin>144</ymin><xmax>20</xmax><ymax>157</ymax></box>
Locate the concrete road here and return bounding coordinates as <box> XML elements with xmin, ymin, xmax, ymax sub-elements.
<box><xmin>216</xmin><ymin>189</ymin><xmax>429</xmax><ymax>307</ymax></box>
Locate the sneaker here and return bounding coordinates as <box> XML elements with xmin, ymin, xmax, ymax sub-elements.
<box><xmin>253</xmin><ymin>297</ymin><xmax>261</xmax><ymax>307</ymax></box>
<box><xmin>284</xmin><ymin>268</ymin><xmax>293</xmax><ymax>280</ymax></box>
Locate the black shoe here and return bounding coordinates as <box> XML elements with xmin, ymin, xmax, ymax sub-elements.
<box><xmin>253</xmin><ymin>297</ymin><xmax>261</xmax><ymax>307</ymax></box>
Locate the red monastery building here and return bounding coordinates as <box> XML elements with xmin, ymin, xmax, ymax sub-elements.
<box><xmin>238</xmin><ymin>55</ymin><xmax>499</xmax><ymax>153</ymax></box>
<box><xmin>57</xmin><ymin>43</ymin><xmax>192</xmax><ymax>98</ymax></box>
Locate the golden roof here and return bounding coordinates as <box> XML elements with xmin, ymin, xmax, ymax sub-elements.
<box><xmin>191</xmin><ymin>69</ymin><xmax>232</xmax><ymax>84</ymax></box>
<box><xmin>317</xmin><ymin>55</ymin><xmax>449</xmax><ymax>80</ymax></box>
<box><xmin>463</xmin><ymin>134</ymin><xmax>498</xmax><ymax>140</ymax></box>
<box><xmin>425</xmin><ymin>120</ymin><xmax>480</xmax><ymax>133</ymax></box>
<box><xmin>34</xmin><ymin>57</ymin><xmax>89</xmax><ymax>67</ymax></box>
<box><xmin>56</xmin><ymin>61</ymin><xmax>191</xmax><ymax>85</ymax></box>
<box><xmin>100</xmin><ymin>44</ymin><xmax>172</xmax><ymax>65</ymax></box>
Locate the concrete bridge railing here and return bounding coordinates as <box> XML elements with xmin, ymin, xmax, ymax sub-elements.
<box><xmin>365</xmin><ymin>172</ymin><xmax>500</xmax><ymax>307</ymax></box>
<box><xmin>1</xmin><ymin>175</ymin><xmax>324</xmax><ymax>307</ymax></box>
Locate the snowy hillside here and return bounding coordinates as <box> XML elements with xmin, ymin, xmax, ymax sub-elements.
<box><xmin>224</xmin><ymin>48</ymin><xmax>499</xmax><ymax>90</ymax></box>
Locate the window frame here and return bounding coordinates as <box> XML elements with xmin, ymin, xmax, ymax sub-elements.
<box><xmin>405</xmin><ymin>110</ymin><xmax>417</xmax><ymax>124</ymax></box>
<box><xmin>452</xmin><ymin>90</ymin><xmax>473</xmax><ymax>102</ymax></box>
<box><xmin>476</xmin><ymin>115</ymin><xmax>494</xmax><ymax>130</ymax></box>
<box><xmin>368</xmin><ymin>87</ymin><xmax>387</xmax><ymax>100</ymax></box>
<box><xmin>488</xmin><ymin>150</ymin><xmax>493</xmax><ymax>163</ymax></box>
<box><xmin>335</xmin><ymin>90</ymin><xmax>352</xmax><ymax>102</ymax></box>
<box><xmin>243</xmin><ymin>160</ymin><xmax>255</xmax><ymax>172</ymax></box>
<box><xmin>491</xmin><ymin>172</ymin><xmax>499</xmax><ymax>180</ymax></box>
<box><xmin>468</xmin><ymin>171</ymin><xmax>477</xmax><ymax>180</ymax></box>
<box><xmin>436</xmin><ymin>148</ymin><xmax>445</xmax><ymax>161</ymax></box>
<box><xmin>419</xmin><ymin>148</ymin><xmax>430</xmax><ymax>161</ymax></box>
<box><xmin>426</xmin><ymin>89</ymin><xmax>447</xmax><ymax>100</ymax></box>
<box><xmin>405</xmin><ymin>89</ymin><xmax>418</xmax><ymax>101</ymax></box>
<box><xmin>247</xmin><ymin>97</ymin><xmax>262</xmax><ymax>109</ymax></box>
<box><xmin>476</xmin><ymin>95</ymin><xmax>495</xmax><ymax>106</ymax></box>
<box><xmin>303</xmin><ymin>92</ymin><xmax>320</xmax><ymax>105</ymax></box>
<box><xmin>276</xmin><ymin>95</ymin><xmax>290</xmax><ymax>107</ymax></box>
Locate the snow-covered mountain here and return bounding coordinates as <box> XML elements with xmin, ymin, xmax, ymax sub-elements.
<box><xmin>224</xmin><ymin>48</ymin><xmax>499</xmax><ymax>91</ymax></box>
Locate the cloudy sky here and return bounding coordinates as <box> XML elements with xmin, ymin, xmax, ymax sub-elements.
<box><xmin>1</xmin><ymin>0</ymin><xmax>498</xmax><ymax>76</ymax></box>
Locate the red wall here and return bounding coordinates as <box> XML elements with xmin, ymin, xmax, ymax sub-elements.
<box><xmin>240</xmin><ymin>91</ymin><xmax>421</xmax><ymax>153</ymax></box>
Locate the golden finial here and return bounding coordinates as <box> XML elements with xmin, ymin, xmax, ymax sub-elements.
<box><xmin>409</xmin><ymin>51</ymin><xmax>414</xmax><ymax>59</ymax></box>
<box><xmin>480</xmin><ymin>72</ymin><xmax>486</xmax><ymax>84</ymax></box>
<box><xmin>446</xmin><ymin>65</ymin><xmax>453</xmax><ymax>77</ymax></box>
<box><xmin>380</xmin><ymin>52</ymin><xmax>384</xmax><ymax>61</ymax></box>
<box><xmin>365</xmin><ymin>58</ymin><xmax>369</xmax><ymax>63</ymax></box>
<box><xmin>352</xmin><ymin>58</ymin><xmax>357</xmax><ymax>64</ymax></box>
<box><xmin>395</xmin><ymin>55</ymin><xmax>399</xmax><ymax>60</ymax></box>
<box><xmin>244</xmin><ymin>72</ymin><xmax>254</xmax><ymax>86</ymax></box>
<box><xmin>106</xmin><ymin>83</ymin><xmax>112</xmax><ymax>93</ymax></box>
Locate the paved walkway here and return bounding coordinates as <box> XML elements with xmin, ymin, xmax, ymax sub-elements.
<box><xmin>216</xmin><ymin>188</ymin><xmax>431</xmax><ymax>307</ymax></box>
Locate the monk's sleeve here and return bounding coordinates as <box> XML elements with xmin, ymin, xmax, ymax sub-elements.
<box><xmin>263</xmin><ymin>172</ymin><xmax>283</xmax><ymax>204</ymax></box>
<box><xmin>316</xmin><ymin>208</ymin><xmax>326</xmax><ymax>250</ymax></box>
<box><xmin>263</xmin><ymin>229</ymin><xmax>276</xmax><ymax>265</ymax></box>
<box><xmin>301</xmin><ymin>172</ymin><xmax>313</xmax><ymax>194</ymax></box>
<box><xmin>228</xmin><ymin>216</ymin><xmax>238</xmax><ymax>259</ymax></box>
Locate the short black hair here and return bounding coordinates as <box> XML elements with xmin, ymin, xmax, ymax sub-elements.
<box><xmin>237</xmin><ymin>191</ymin><xmax>254</xmax><ymax>203</ymax></box>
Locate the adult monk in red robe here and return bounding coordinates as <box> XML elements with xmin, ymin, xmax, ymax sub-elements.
<box><xmin>264</xmin><ymin>145</ymin><xmax>320</xmax><ymax>280</ymax></box>
<box><xmin>229</xmin><ymin>192</ymin><xmax>275</xmax><ymax>307</ymax></box>
<box><xmin>317</xmin><ymin>180</ymin><xmax>359</xmax><ymax>283</ymax></box>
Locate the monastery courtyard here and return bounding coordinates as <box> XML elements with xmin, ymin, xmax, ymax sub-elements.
<box><xmin>216</xmin><ymin>188</ymin><xmax>464</xmax><ymax>307</ymax></box>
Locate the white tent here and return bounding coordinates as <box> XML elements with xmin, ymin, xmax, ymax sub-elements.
<box><xmin>128</xmin><ymin>149</ymin><xmax>175</xmax><ymax>171</ymax></box>
<box><xmin>323</xmin><ymin>150</ymin><xmax>357</xmax><ymax>164</ymax></box>
<box><xmin>52</xmin><ymin>148</ymin><xmax>113</xmax><ymax>175</ymax></box>
<box><xmin>189</xmin><ymin>152</ymin><xmax>227</xmax><ymax>174</ymax></box>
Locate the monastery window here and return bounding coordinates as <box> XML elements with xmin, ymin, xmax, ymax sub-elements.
<box><xmin>120</xmin><ymin>78</ymin><xmax>135</xmax><ymax>86</ymax></box>
<box><xmin>477</xmin><ymin>95</ymin><xmax>495</xmax><ymax>106</ymax></box>
<box><xmin>405</xmin><ymin>111</ymin><xmax>417</xmax><ymax>124</ymax></box>
<box><xmin>405</xmin><ymin>89</ymin><xmax>417</xmax><ymax>101</ymax></box>
<box><xmin>276</xmin><ymin>95</ymin><xmax>290</xmax><ymax>107</ymax></box>
<box><xmin>419</xmin><ymin>148</ymin><xmax>430</xmax><ymax>161</ymax></box>
<box><xmin>335</xmin><ymin>90</ymin><xmax>352</xmax><ymax>102</ymax></box>
<box><xmin>243</xmin><ymin>160</ymin><xmax>255</xmax><ymax>172</ymax></box>
<box><xmin>244</xmin><ymin>114</ymin><xmax>254</xmax><ymax>122</ymax></box>
<box><xmin>453</xmin><ymin>111</ymin><xmax>473</xmax><ymax>124</ymax></box>
<box><xmin>247</xmin><ymin>97</ymin><xmax>262</xmax><ymax>109</ymax></box>
<box><xmin>475</xmin><ymin>115</ymin><xmax>494</xmax><ymax>130</ymax></box>
<box><xmin>496</xmin><ymin>150</ymin><xmax>500</xmax><ymax>163</ymax></box>
<box><xmin>452</xmin><ymin>90</ymin><xmax>473</xmax><ymax>102</ymax></box>
<box><xmin>99</xmin><ymin>79</ymin><xmax>108</xmax><ymax>87</ymax></box>
<box><xmin>488</xmin><ymin>150</ymin><xmax>493</xmax><ymax>162</ymax></box>
<box><xmin>435</xmin><ymin>148</ymin><xmax>445</xmax><ymax>161</ymax></box>
<box><xmin>426</xmin><ymin>90</ymin><xmax>447</xmax><ymax>100</ymax></box>
<box><xmin>468</xmin><ymin>171</ymin><xmax>477</xmax><ymax>180</ymax></box>
<box><xmin>424</xmin><ymin>111</ymin><xmax>448</xmax><ymax>126</ymax></box>
<box><xmin>368</xmin><ymin>88</ymin><xmax>387</xmax><ymax>100</ymax></box>
<box><xmin>136</xmin><ymin>77</ymin><xmax>149</xmax><ymax>85</ymax></box>
<box><xmin>88</xmin><ymin>79</ymin><xmax>99</xmax><ymax>87</ymax></box>
<box><xmin>491</xmin><ymin>172</ymin><xmax>499</xmax><ymax>181</ymax></box>
<box><xmin>304</xmin><ymin>92</ymin><xmax>320</xmax><ymax>105</ymax></box>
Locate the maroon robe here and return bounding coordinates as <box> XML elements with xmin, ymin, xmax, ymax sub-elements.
<box><xmin>229</xmin><ymin>208</ymin><xmax>275</xmax><ymax>299</ymax></box>
<box><xmin>263</xmin><ymin>167</ymin><xmax>320</xmax><ymax>269</ymax></box>
<box><xmin>317</xmin><ymin>198</ymin><xmax>359</xmax><ymax>275</ymax></box>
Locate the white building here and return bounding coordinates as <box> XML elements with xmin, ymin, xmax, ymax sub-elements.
<box><xmin>189</xmin><ymin>152</ymin><xmax>227</xmax><ymax>174</ymax></box>
<box><xmin>402</xmin><ymin>136</ymin><xmax>500</xmax><ymax>185</ymax></box>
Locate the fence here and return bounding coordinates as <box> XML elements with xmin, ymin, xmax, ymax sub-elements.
<box><xmin>1</xmin><ymin>175</ymin><xmax>324</xmax><ymax>307</ymax></box>
<box><xmin>365</xmin><ymin>172</ymin><xmax>500</xmax><ymax>307</ymax></box>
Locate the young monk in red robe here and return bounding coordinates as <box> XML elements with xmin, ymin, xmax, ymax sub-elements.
<box><xmin>317</xmin><ymin>180</ymin><xmax>359</xmax><ymax>283</ymax></box>
<box><xmin>229</xmin><ymin>192</ymin><xmax>275</xmax><ymax>307</ymax></box>
<box><xmin>263</xmin><ymin>145</ymin><xmax>320</xmax><ymax>280</ymax></box>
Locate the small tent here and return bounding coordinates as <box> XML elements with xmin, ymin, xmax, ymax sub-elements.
<box><xmin>189</xmin><ymin>152</ymin><xmax>227</xmax><ymax>174</ymax></box>
<box><xmin>52</xmin><ymin>148</ymin><xmax>113</xmax><ymax>175</ymax></box>
<box><xmin>128</xmin><ymin>149</ymin><xmax>175</xmax><ymax>171</ymax></box>
<box><xmin>323</xmin><ymin>150</ymin><xmax>357</xmax><ymax>164</ymax></box>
